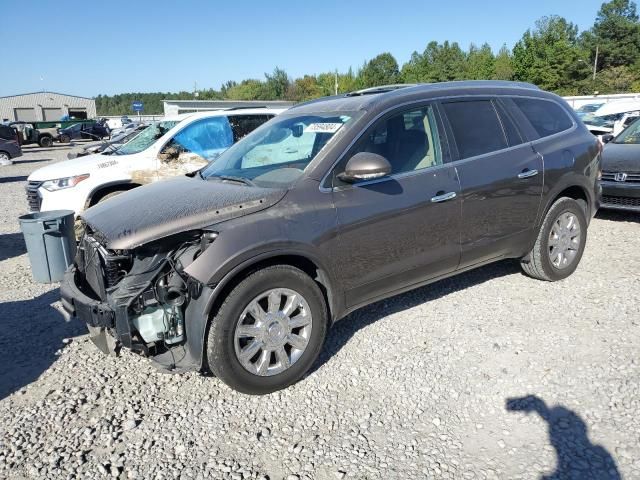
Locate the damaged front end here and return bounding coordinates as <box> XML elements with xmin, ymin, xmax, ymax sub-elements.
<box><xmin>60</xmin><ymin>227</ymin><xmax>215</xmax><ymax>371</ymax></box>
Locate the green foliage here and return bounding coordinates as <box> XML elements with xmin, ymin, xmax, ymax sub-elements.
<box><xmin>96</xmin><ymin>0</ymin><xmax>640</xmax><ymax>115</ymax></box>
<box><xmin>358</xmin><ymin>53</ymin><xmax>400</xmax><ymax>88</ymax></box>
<box><xmin>513</xmin><ymin>16</ymin><xmax>588</xmax><ymax>93</ymax></box>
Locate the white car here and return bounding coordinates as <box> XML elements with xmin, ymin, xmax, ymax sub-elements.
<box><xmin>26</xmin><ymin>108</ymin><xmax>285</xmax><ymax>215</ymax></box>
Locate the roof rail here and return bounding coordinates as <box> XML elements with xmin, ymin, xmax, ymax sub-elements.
<box><xmin>224</xmin><ymin>105</ymin><xmax>268</xmax><ymax>111</ymax></box>
<box><xmin>345</xmin><ymin>84</ymin><xmax>418</xmax><ymax>97</ymax></box>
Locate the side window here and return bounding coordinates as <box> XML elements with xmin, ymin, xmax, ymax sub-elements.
<box><xmin>167</xmin><ymin>117</ymin><xmax>234</xmax><ymax>161</ymax></box>
<box><xmin>334</xmin><ymin>105</ymin><xmax>442</xmax><ymax>184</ymax></box>
<box><xmin>441</xmin><ymin>100</ymin><xmax>508</xmax><ymax>159</ymax></box>
<box><xmin>228</xmin><ymin>115</ymin><xmax>272</xmax><ymax>142</ymax></box>
<box><xmin>512</xmin><ymin>98</ymin><xmax>573</xmax><ymax>138</ymax></box>
<box><xmin>494</xmin><ymin>102</ymin><xmax>524</xmax><ymax>147</ymax></box>
<box><xmin>0</xmin><ymin>125</ymin><xmax>15</xmax><ymax>140</ymax></box>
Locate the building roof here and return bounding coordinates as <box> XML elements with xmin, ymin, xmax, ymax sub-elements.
<box><xmin>0</xmin><ymin>91</ymin><xmax>94</xmax><ymax>100</ymax></box>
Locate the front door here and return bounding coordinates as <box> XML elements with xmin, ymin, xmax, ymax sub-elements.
<box><xmin>329</xmin><ymin>104</ymin><xmax>462</xmax><ymax>308</ymax></box>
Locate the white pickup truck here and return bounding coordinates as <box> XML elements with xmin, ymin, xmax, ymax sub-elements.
<box><xmin>26</xmin><ymin>108</ymin><xmax>285</xmax><ymax>215</ymax></box>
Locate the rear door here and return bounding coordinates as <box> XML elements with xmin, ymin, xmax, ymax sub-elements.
<box><xmin>329</xmin><ymin>103</ymin><xmax>461</xmax><ymax>307</ymax></box>
<box><xmin>439</xmin><ymin>98</ymin><xmax>543</xmax><ymax>266</ymax></box>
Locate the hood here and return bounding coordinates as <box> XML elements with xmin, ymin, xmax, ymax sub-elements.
<box><xmin>81</xmin><ymin>176</ymin><xmax>286</xmax><ymax>250</ymax></box>
<box><xmin>28</xmin><ymin>152</ymin><xmax>108</xmax><ymax>181</ymax></box>
<box><xmin>602</xmin><ymin>143</ymin><xmax>640</xmax><ymax>172</ymax></box>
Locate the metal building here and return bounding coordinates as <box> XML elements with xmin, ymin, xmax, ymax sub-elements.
<box><xmin>0</xmin><ymin>91</ymin><xmax>97</xmax><ymax>122</ymax></box>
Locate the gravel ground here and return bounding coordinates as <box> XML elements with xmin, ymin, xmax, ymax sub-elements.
<box><xmin>0</xmin><ymin>144</ymin><xmax>639</xmax><ymax>480</ymax></box>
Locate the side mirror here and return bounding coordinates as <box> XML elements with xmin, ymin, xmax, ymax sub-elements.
<box><xmin>337</xmin><ymin>152</ymin><xmax>392</xmax><ymax>183</ymax></box>
<box><xmin>601</xmin><ymin>134</ymin><xmax>614</xmax><ymax>144</ymax></box>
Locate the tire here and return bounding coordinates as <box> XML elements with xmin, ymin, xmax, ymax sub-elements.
<box><xmin>206</xmin><ymin>265</ymin><xmax>328</xmax><ymax>395</ymax></box>
<box><xmin>0</xmin><ymin>151</ymin><xmax>12</xmax><ymax>166</ymax></box>
<box><xmin>58</xmin><ymin>134</ymin><xmax>71</xmax><ymax>144</ymax></box>
<box><xmin>521</xmin><ymin>197</ymin><xmax>587</xmax><ymax>281</ymax></box>
<box><xmin>92</xmin><ymin>189</ymin><xmax>126</xmax><ymax>205</ymax></box>
<box><xmin>39</xmin><ymin>136</ymin><xmax>53</xmax><ymax>148</ymax></box>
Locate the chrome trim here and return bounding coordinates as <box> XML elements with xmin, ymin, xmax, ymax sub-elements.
<box><xmin>518</xmin><ymin>169</ymin><xmax>539</xmax><ymax>179</ymax></box>
<box><xmin>430</xmin><ymin>191</ymin><xmax>457</xmax><ymax>203</ymax></box>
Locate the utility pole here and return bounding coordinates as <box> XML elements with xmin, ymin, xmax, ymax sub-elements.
<box><xmin>193</xmin><ymin>81</ymin><xmax>199</xmax><ymax>99</ymax></box>
<box><xmin>334</xmin><ymin>70</ymin><xmax>338</xmax><ymax>95</ymax></box>
<box><xmin>593</xmin><ymin>45</ymin><xmax>598</xmax><ymax>82</ymax></box>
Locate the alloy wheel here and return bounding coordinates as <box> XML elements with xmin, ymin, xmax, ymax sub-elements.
<box><xmin>548</xmin><ymin>212</ymin><xmax>582</xmax><ymax>269</ymax></box>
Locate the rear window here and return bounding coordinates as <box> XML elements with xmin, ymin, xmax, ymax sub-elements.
<box><xmin>228</xmin><ymin>115</ymin><xmax>273</xmax><ymax>142</ymax></box>
<box><xmin>442</xmin><ymin>100</ymin><xmax>508</xmax><ymax>159</ymax></box>
<box><xmin>0</xmin><ymin>125</ymin><xmax>15</xmax><ymax>141</ymax></box>
<box><xmin>513</xmin><ymin>98</ymin><xmax>573</xmax><ymax>138</ymax></box>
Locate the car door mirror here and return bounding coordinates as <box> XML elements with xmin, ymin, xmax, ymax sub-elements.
<box><xmin>337</xmin><ymin>152</ymin><xmax>392</xmax><ymax>183</ymax></box>
<box><xmin>600</xmin><ymin>134</ymin><xmax>614</xmax><ymax>144</ymax></box>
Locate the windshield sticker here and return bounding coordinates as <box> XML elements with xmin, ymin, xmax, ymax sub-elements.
<box><xmin>304</xmin><ymin>123</ymin><xmax>343</xmax><ymax>134</ymax></box>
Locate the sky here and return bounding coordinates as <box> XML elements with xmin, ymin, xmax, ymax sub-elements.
<box><xmin>2</xmin><ymin>0</ymin><xmax>607</xmax><ymax>98</ymax></box>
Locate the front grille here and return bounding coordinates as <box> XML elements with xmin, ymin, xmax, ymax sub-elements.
<box><xmin>602</xmin><ymin>195</ymin><xmax>640</xmax><ymax>208</ymax></box>
<box><xmin>602</xmin><ymin>171</ymin><xmax>640</xmax><ymax>183</ymax></box>
<box><xmin>25</xmin><ymin>181</ymin><xmax>42</xmax><ymax>212</ymax></box>
<box><xmin>77</xmin><ymin>235</ymin><xmax>130</xmax><ymax>300</ymax></box>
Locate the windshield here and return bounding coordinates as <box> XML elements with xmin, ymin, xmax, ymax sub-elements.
<box><xmin>614</xmin><ymin>118</ymin><xmax>640</xmax><ymax>144</ymax></box>
<box><xmin>201</xmin><ymin>112</ymin><xmax>361</xmax><ymax>188</ymax></box>
<box><xmin>114</xmin><ymin>120</ymin><xmax>180</xmax><ymax>155</ymax></box>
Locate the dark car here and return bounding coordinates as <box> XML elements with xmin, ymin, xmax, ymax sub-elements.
<box><xmin>599</xmin><ymin>117</ymin><xmax>640</xmax><ymax>211</ymax></box>
<box><xmin>58</xmin><ymin>121</ymin><xmax>110</xmax><ymax>143</ymax></box>
<box><xmin>66</xmin><ymin>124</ymin><xmax>148</xmax><ymax>159</ymax></box>
<box><xmin>0</xmin><ymin>124</ymin><xmax>23</xmax><ymax>165</ymax></box>
<box><xmin>61</xmin><ymin>81</ymin><xmax>601</xmax><ymax>394</ymax></box>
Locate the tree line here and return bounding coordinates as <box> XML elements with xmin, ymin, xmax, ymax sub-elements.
<box><xmin>95</xmin><ymin>0</ymin><xmax>640</xmax><ymax>115</ymax></box>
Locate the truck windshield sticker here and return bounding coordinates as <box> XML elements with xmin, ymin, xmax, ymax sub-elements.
<box><xmin>304</xmin><ymin>123</ymin><xmax>343</xmax><ymax>134</ymax></box>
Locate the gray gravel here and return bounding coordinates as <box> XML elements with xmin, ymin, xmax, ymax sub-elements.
<box><xmin>1</xmin><ymin>144</ymin><xmax>639</xmax><ymax>480</ymax></box>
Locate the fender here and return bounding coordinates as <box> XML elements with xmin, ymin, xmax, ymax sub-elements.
<box><xmin>184</xmin><ymin>247</ymin><xmax>342</xmax><ymax>371</ymax></box>
<box><xmin>86</xmin><ymin>179</ymin><xmax>140</xmax><ymax>207</ymax></box>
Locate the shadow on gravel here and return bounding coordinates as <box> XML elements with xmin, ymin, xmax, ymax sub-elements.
<box><xmin>0</xmin><ymin>289</ymin><xmax>86</xmax><ymax>400</ymax></box>
<box><xmin>313</xmin><ymin>259</ymin><xmax>518</xmax><ymax>374</ymax></box>
<box><xmin>0</xmin><ymin>232</ymin><xmax>27</xmax><ymax>261</ymax></box>
<box><xmin>506</xmin><ymin>395</ymin><xmax>621</xmax><ymax>480</ymax></box>
<box><xmin>0</xmin><ymin>175</ymin><xmax>28</xmax><ymax>184</ymax></box>
<box><xmin>596</xmin><ymin>209</ymin><xmax>640</xmax><ymax>224</ymax></box>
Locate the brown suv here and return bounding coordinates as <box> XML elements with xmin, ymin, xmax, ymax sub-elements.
<box><xmin>61</xmin><ymin>81</ymin><xmax>601</xmax><ymax>394</ymax></box>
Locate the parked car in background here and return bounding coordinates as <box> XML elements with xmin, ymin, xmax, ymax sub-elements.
<box><xmin>574</xmin><ymin>102</ymin><xmax>604</xmax><ymax>120</ymax></box>
<box><xmin>0</xmin><ymin>124</ymin><xmax>23</xmax><ymax>165</ymax></box>
<box><xmin>109</xmin><ymin>121</ymin><xmax>141</xmax><ymax>138</ymax></box>
<box><xmin>66</xmin><ymin>124</ymin><xmax>148</xmax><ymax>159</ymax></box>
<box><xmin>27</xmin><ymin>108</ymin><xmax>286</xmax><ymax>215</ymax></box>
<box><xmin>10</xmin><ymin>121</ymin><xmax>58</xmax><ymax>147</ymax></box>
<box><xmin>600</xmin><ymin>117</ymin><xmax>640</xmax><ymax>211</ymax></box>
<box><xmin>57</xmin><ymin>121</ymin><xmax>110</xmax><ymax>143</ymax></box>
<box><xmin>60</xmin><ymin>81</ymin><xmax>601</xmax><ymax>394</ymax></box>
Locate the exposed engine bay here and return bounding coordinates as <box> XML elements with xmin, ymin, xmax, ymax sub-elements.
<box><xmin>63</xmin><ymin>226</ymin><xmax>218</xmax><ymax>371</ymax></box>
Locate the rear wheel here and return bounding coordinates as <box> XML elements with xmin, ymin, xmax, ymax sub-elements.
<box><xmin>0</xmin><ymin>151</ymin><xmax>12</xmax><ymax>165</ymax></box>
<box><xmin>521</xmin><ymin>197</ymin><xmax>587</xmax><ymax>281</ymax></box>
<box><xmin>206</xmin><ymin>265</ymin><xmax>328</xmax><ymax>394</ymax></box>
<box><xmin>39</xmin><ymin>136</ymin><xmax>53</xmax><ymax>147</ymax></box>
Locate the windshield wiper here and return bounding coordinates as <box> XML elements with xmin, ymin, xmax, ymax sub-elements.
<box><xmin>210</xmin><ymin>175</ymin><xmax>256</xmax><ymax>187</ymax></box>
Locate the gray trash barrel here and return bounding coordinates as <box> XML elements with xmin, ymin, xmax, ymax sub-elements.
<box><xmin>18</xmin><ymin>210</ymin><xmax>77</xmax><ymax>283</ymax></box>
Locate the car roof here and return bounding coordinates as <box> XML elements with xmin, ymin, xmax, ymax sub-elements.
<box><xmin>164</xmin><ymin>107</ymin><xmax>288</xmax><ymax>122</ymax></box>
<box><xmin>287</xmin><ymin>80</ymin><xmax>548</xmax><ymax>115</ymax></box>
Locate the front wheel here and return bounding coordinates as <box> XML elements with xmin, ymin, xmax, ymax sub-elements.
<box><xmin>39</xmin><ymin>136</ymin><xmax>53</xmax><ymax>147</ymax></box>
<box><xmin>206</xmin><ymin>265</ymin><xmax>328</xmax><ymax>394</ymax></box>
<box><xmin>521</xmin><ymin>197</ymin><xmax>588</xmax><ymax>281</ymax></box>
<box><xmin>58</xmin><ymin>134</ymin><xmax>71</xmax><ymax>144</ymax></box>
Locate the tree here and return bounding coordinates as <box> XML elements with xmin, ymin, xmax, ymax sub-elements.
<box><xmin>225</xmin><ymin>79</ymin><xmax>265</xmax><ymax>100</ymax></box>
<box><xmin>513</xmin><ymin>16</ymin><xmax>588</xmax><ymax>93</ymax></box>
<box><xmin>358</xmin><ymin>53</ymin><xmax>400</xmax><ymax>88</ymax></box>
<box><xmin>493</xmin><ymin>45</ymin><xmax>515</xmax><ymax>80</ymax></box>
<box><xmin>584</xmin><ymin>0</ymin><xmax>640</xmax><ymax>69</ymax></box>
<box><xmin>263</xmin><ymin>67</ymin><xmax>290</xmax><ymax>99</ymax></box>
<box><xmin>465</xmin><ymin>43</ymin><xmax>495</xmax><ymax>79</ymax></box>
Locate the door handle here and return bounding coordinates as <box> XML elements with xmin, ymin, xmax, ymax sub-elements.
<box><xmin>431</xmin><ymin>191</ymin><xmax>457</xmax><ymax>203</ymax></box>
<box><xmin>517</xmin><ymin>169</ymin><xmax>539</xmax><ymax>179</ymax></box>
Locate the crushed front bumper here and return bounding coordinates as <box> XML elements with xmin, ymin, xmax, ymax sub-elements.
<box><xmin>60</xmin><ymin>267</ymin><xmax>121</xmax><ymax>355</ymax></box>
